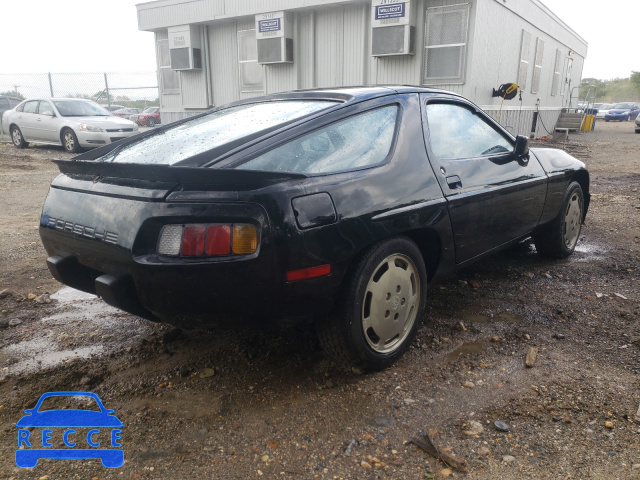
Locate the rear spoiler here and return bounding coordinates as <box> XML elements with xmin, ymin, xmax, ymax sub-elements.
<box><xmin>52</xmin><ymin>159</ymin><xmax>307</xmax><ymax>190</ymax></box>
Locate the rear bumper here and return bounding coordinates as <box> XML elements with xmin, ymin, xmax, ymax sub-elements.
<box><xmin>46</xmin><ymin>252</ymin><xmax>339</xmax><ymax>327</ymax></box>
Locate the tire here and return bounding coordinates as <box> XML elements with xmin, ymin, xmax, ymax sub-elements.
<box><xmin>317</xmin><ymin>236</ymin><xmax>427</xmax><ymax>371</ymax></box>
<box><xmin>604</xmin><ymin>119</ymin><xmax>609</xmax><ymax>122</ymax></box>
<box><xmin>635</xmin><ymin>129</ymin><xmax>640</xmax><ymax>134</ymax></box>
<box><xmin>61</xmin><ymin>128</ymin><xmax>81</xmax><ymax>153</ymax></box>
<box><xmin>534</xmin><ymin>181</ymin><xmax>584</xmax><ymax>259</ymax></box>
<box><xmin>147</xmin><ymin>117</ymin><xmax>156</xmax><ymax>127</ymax></box>
<box><xmin>10</xmin><ymin>126</ymin><xmax>28</xmax><ymax>148</ymax></box>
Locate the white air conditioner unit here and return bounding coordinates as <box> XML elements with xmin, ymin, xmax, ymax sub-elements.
<box><xmin>168</xmin><ymin>25</ymin><xmax>202</xmax><ymax>70</ymax></box>
<box><xmin>371</xmin><ymin>0</ymin><xmax>415</xmax><ymax>57</ymax></box>
<box><xmin>255</xmin><ymin>11</ymin><xmax>294</xmax><ymax>64</ymax></box>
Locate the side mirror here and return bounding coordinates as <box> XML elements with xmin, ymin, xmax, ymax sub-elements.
<box><xmin>514</xmin><ymin>135</ymin><xmax>530</xmax><ymax>158</ymax></box>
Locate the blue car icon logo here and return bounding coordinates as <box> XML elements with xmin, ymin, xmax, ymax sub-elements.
<box><xmin>16</xmin><ymin>391</ymin><xmax>123</xmax><ymax>468</ymax></box>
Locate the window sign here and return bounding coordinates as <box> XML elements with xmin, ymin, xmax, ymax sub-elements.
<box><xmin>256</xmin><ymin>11</ymin><xmax>291</xmax><ymax>39</ymax></box>
<box><xmin>258</xmin><ymin>18</ymin><xmax>281</xmax><ymax>34</ymax></box>
<box><xmin>372</xmin><ymin>0</ymin><xmax>411</xmax><ymax>27</ymax></box>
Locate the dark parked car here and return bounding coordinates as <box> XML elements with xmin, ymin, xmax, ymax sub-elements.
<box><xmin>0</xmin><ymin>95</ymin><xmax>22</xmax><ymax>126</ymax></box>
<box><xmin>39</xmin><ymin>87</ymin><xmax>590</xmax><ymax>370</ymax></box>
<box><xmin>604</xmin><ymin>102</ymin><xmax>640</xmax><ymax>121</ymax></box>
<box><xmin>130</xmin><ymin>106</ymin><xmax>161</xmax><ymax>127</ymax></box>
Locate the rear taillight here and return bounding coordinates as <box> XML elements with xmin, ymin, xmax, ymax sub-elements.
<box><xmin>158</xmin><ymin>224</ymin><xmax>257</xmax><ymax>257</ymax></box>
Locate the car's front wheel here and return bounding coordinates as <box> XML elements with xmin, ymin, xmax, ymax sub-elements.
<box><xmin>534</xmin><ymin>181</ymin><xmax>584</xmax><ymax>258</ymax></box>
<box><xmin>62</xmin><ymin>128</ymin><xmax>81</xmax><ymax>153</ymax></box>
<box><xmin>10</xmin><ymin>126</ymin><xmax>28</xmax><ymax>148</ymax></box>
<box><xmin>147</xmin><ymin>117</ymin><xmax>156</xmax><ymax>127</ymax></box>
<box><xmin>317</xmin><ymin>237</ymin><xmax>427</xmax><ymax>371</ymax></box>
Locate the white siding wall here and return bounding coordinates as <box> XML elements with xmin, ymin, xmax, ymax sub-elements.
<box><xmin>470</xmin><ymin>0</ymin><xmax>586</xmax><ymax>109</ymax></box>
<box><xmin>209</xmin><ymin>22</ymin><xmax>241</xmax><ymax>107</ymax></box>
<box><xmin>144</xmin><ymin>0</ymin><xmax>587</xmax><ymax>135</ymax></box>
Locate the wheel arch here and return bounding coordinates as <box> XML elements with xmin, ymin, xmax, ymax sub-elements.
<box><xmin>403</xmin><ymin>228</ymin><xmax>442</xmax><ymax>283</ymax></box>
<box><xmin>571</xmin><ymin>170</ymin><xmax>590</xmax><ymax>221</ymax></box>
<box><xmin>59</xmin><ymin>126</ymin><xmax>73</xmax><ymax>143</ymax></box>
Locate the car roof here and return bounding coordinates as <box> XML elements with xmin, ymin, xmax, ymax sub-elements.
<box><xmin>19</xmin><ymin>98</ymin><xmax>96</xmax><ymax>103</ymax></box>
<box><xmin>252</xmin><ymin>85</ymin><xmax>462</xmax><ymax>102</ymax></box>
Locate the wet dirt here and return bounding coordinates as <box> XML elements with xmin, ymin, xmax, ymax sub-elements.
<box><xmin>0</xmin><ymin>121</ymin><xmax>639</xmax><ymax>479</ymax></box>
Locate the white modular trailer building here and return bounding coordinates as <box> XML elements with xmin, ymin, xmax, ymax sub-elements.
<box><xmin>137</xmin><ymin>0</ymin><xmax>587</xmax><ymax>137</ymax></box>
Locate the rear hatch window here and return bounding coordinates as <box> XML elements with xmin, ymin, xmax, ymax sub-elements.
<box><xmin>99</xmin><ymin>101</ymin><xmax>336</xmax><ymax>166</ymax></box>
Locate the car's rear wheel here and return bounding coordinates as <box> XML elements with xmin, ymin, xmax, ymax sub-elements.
<box><xmin>62</xmin><ymin>128</ymin><xmax>81</xmax><ymax>153</ymax></box>
<box><xmin>534</xmin><ymin>181</ymin><xmax>584</xmax><ymax>258</ymax></box>
<box><xmin>147</xmin><ymin>117</ymin><xmax>156</xmax><ymax>127</ymax></box>
<box><xmin>317</xmin><ymin>237</ymin><xmax>427</xmax><ymax>371</ymax></box>
<box><xmin>10</xmin><ymin>126</ymin><xmax>28</xmax><ymax>148</ymax></box>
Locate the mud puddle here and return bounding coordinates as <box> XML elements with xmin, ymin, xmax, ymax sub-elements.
<box><xmin>573</xmin><ymin>241</ymin><xmax>608</xmax><ymax>262</ymax></box>
<box><xmin>445</xmin><ymin>339</ymin><xmax>490</xmax><ymax>362</ymax></box>
<box><xmin>0</xmin><ymin>287</ymin><xmax>155</xmax><ymax>379</ymax></box>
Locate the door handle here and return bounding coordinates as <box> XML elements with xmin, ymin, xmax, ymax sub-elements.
<box><xmin>446</xmin><ymin>175</ymin><xmax>462</xmax><ymax>189</ymax></box>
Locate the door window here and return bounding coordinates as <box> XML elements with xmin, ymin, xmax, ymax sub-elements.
<box><xmin>23</xmin><ymin>101</ymin><xmax>38</xmax><ymax>114</ymax></box>
<box><xmin>425</xmin><ymin>103</ymin><xmax>512</xmax><ymax>160</ymax></box>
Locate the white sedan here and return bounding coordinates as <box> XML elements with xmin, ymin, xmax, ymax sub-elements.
<box><xmin>1</xmin><ymin>98</ymin><xmax>139</xmax><ymax>153</ymax></box>
<box><xmin>595</xmin><ymin>103</ymin><xmax>614</xmax><ymax>119</ymax></box>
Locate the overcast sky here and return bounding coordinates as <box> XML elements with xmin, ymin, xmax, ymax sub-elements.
<box><xmin>0</xmin><ymin>0</ymin><xmax>637</xmax><ymax>81</ymax></box>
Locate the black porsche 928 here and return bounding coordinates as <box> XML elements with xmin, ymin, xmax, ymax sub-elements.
<box><xmin>40</xmin><ymin>86</ymin><xmax>589</xmax><ymax>370</ymax></box>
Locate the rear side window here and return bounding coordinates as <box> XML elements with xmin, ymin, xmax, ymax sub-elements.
<box><xmin>23</xmin><ymin>101</ymin><xmax>38</xmax><ymax>114</ymax></box>
<box><xmin>425</xmin><ymin>103</ymin><xmax>512</xmax><ymax>160</ymax></box>
<box><xmin>237</xmin><ymin>106</ymin><xmax>398</xmax><ymax>174</ymax></box>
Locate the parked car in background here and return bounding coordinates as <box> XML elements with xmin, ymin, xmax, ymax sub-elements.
<box><xmin>131</xmin><ymin>106</ymin><xmax>161</xmax><ymax>127</ymax></box>
<box><xmin>604</xmin><ymin>102</ymin><xmax>640</xmax><ymax>122</ymax></box>
<box><xmin>39</xmin><ymin>86</ymin><xmax>590</xmax><ymax>370</ymax></box>
<box><xmin>0</xmin><ymin>95</ymin><xmax>22</xmax><ymax>124</ymax></box>
<box><xmin>2</xmin><ymin>98</ymin><xmax>138</xmax><ymax>153</ymax></box>
<box><xmin>595</xmin><ymin>103</ymin><xmax>614</xmax><ymax>118</ymax></box>
<box><xmin>113</xmin><ymin>108</ymin><xmax>142</xmax><ymax>120</ymax></box>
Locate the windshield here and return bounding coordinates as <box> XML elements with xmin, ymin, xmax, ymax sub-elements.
<box><xmin>143</xmin><ymin>107</ymin><xmax>158</xmax><ymax>113</ymax></box>
<box><xmin>612</xmin><ymin>103</ymin><xmax>633</xmax><ymax>109</ymax></box>
<box><xmin>101</xmin><ymin>100</ymin><xmax>337</xmax><ymax>165</ymax></box>
<box><xmin>53</xmin><ymin>100</ymin><xmax>111</xmax><ymax>117</ymax></box>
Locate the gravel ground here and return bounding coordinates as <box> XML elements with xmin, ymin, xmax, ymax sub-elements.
<box><xmin>0</xmin><ymin>121</ymin><xmax>638</xmax><ymax>479</ymax></box>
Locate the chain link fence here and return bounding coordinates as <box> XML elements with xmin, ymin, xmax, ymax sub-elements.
<box><xmin>0</xmin><ymin>72</ymin><xmax>158</xmax><ymax>109</ymax></box>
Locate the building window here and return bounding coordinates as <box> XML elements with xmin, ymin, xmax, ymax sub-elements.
<box><xmin>423</xmin><ymin>3</ymin><xmax>470</xmax><ymax>85</ymax></box>
<box><xmin>530</xmin><ymin>38</ymin><xmax>544</xmax><ymax>94</ymax></box>
<box><xmin>237</xmin><ymin>30</ymin><xmax>264</xmax><ymax>93</ymax></box>
<box><xmin>551</xmin><ymin>48</ymin><xmax>563</xmax><ymax>96</ymax></box>
<box><xmin>517</xmin><ymin>30</ymin><xmax>531</xmax><ymax>90</ymax></box>
<box><xmin>158</xmin><ymin>39</ymin><xmax>180</xmax><ymax>93</ymax></box>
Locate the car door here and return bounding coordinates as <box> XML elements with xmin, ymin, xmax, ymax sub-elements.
<box><xmin>421</xmin><ymin>96</ymin><xmax>547</xmax><ymax>264</ymax></box>
<box><xmin>34</xmin><ymin>100</ymin><xmax>60</xmax><ymax>142</ymax></box>
<box><xmin>18</xmin><ymin>100</ymin><xmax>40</xmax><ymax>140</ymax></box>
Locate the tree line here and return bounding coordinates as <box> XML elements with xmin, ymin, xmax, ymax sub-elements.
<box><xmin>579</xmin><ymin>72</ymin><xmax>640</xmax><ymax>104</ymax></box>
